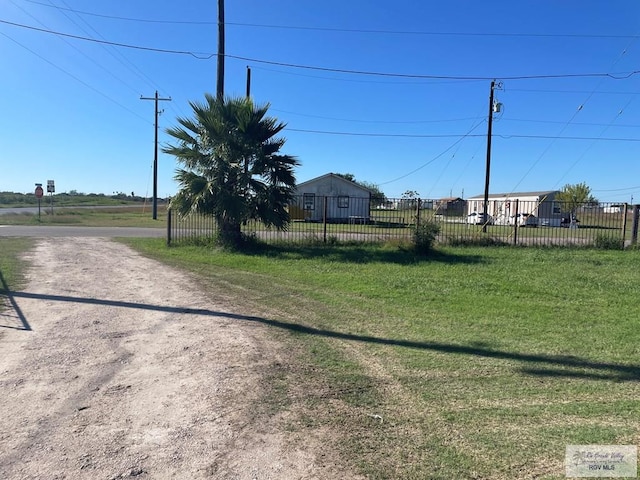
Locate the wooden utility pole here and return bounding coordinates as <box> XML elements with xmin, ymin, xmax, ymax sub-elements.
<box><xmin>482</xmin><ymin>80</ymin><xmax>496</xmax><ymax>233</ymax></box>
<box><xmin>141</xmin><ymin>91</ymin><xmax>172</xmax><ymax>220</ymax></box>
<box><xmin>246</xmin><ymin>66</ymin><xmax>251</xmax><ymax>98</ymax></box>
<box><xmin>217</xmin><ymin>0</ymin><xmax>225</xmax><ymax>99</ymax></box>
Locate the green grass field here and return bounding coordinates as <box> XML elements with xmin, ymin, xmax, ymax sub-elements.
<box><xmin>122</xmin><ymin>239</ymin><xmax>640</xmax><ymax>479</ymax></box>
<box><xmin>0</xmin><ymin>206</ymin><xmax>167</xmax><ymax>227</ymax></box>
<box><xmin>0</xmin><ymin>238</ymin><xmax>34</xmax><ymax>330</ymax></box>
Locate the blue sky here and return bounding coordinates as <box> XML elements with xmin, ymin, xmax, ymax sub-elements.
<box><xmin>1</xmin><ymin>0</ymin><xmax>639</xmax><ymax>202</ymax></box>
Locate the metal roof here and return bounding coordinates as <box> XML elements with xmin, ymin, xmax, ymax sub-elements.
<box><xmin>467</xmin><ymin>191</ymin><xmax>559</xmax><ymax>200</ymax></box>
<box><xmin>296</xmin><ymin>173</ymin><xmax>374</xmax><ymax>193</ymax></box>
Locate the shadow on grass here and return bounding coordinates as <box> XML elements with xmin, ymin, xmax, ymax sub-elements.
<box><xmin>0</xmin><ymin>271</ymin><xmax>31</xmax><ymax>331</ymax></box>
<box><xmin>2</xmin><ymin>289</ymin><xmax>639</xmax><ymax>382</ymax></box>
<box><xmin>238</xmin><ymin>243</ymin><xmax>486</xmax><ymax>265</ymax></box>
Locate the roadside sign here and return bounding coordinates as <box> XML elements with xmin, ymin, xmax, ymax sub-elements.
<box><xmin>47</xmin><ymin>180</ymin><xmax>55</xmax><ymax>193</ymax></box>
<box><xmin>35</xmin><ymin>185</ymin><xmax>44</xmax><ymax>199</ymax></box>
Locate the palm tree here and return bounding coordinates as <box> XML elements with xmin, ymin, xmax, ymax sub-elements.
<box><xmin>163</xmin><ymin>95</ymin><xmax>299</xmax><ymax>247</ymax></box>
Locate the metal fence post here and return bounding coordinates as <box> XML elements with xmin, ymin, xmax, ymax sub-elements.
<box><xmin>631</xmin><ymin>205</ymin><xmax>640</xmax><ymax>246</ymax></box>
<box><xmin>513</xmin><ymin>199</ymin><xmax>519</xmax><ymax>246</ymax></box>
<box><xmin>166</xmin><ymin>207</ymin><xmax>172</xmax><ymax>247</ymax></box>
<box><xmin>622</xmin><ymin>203</ymin><xmax>629</xmax><ymax>246</ymax></box>
<box><xmin>323</xmin><ymin>196</ymin><xmax>328</xmax><ymax>243</ymax></box>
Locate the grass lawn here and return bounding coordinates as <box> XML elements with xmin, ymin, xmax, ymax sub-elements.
<box><xmin>122</xmin><ymin>239</ymin><xmax>640</xmax><ymax>479</ymax></box>
<box><xmin>0</xmin><ymin>238</ymin><xmax>34</xmax><ymax>290</ymax></box>
<box><xmin>0</xmin><ymin>238</ymin><xmax>34</xmax><ymax>331</ymax></box>
<box><xmin>0</xmin><ymin>206</ymin><xmax>167</xmax><ymax>227</ymax></box>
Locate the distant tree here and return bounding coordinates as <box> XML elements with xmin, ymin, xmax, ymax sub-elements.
<box><xmin>555</xmin><ymin>182</ymin><xmax>597</xmax><ymax>214</ymax></box>
<box><xmin>334</xmin><ymin>172</ymin><xmax>356</xmax><ymax>182</ymax></box>
<box><xmin>401</xmin><ymin>190</ymin><xmax>420</xmax><ymax>209</ymax></box>
<box><xmin>163</xmin><ymin>95</ymin><xmax>299</xmax><ymax>247</ymax></box>
<box><xmin>359</xmin><ymin>181</ymin><xmax>387</xmax><ymax>207</ymax></box>
<box><xmin>334</xmin><ymin>173</ymin><xmax>387</xmax><ymax>206</ymax></box>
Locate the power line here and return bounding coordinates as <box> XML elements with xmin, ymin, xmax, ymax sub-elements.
<box><xmin>3</xmin><ymin>19</ymin><xmax>640</xmax><ymax>81</ymax></box>
<box><xmin>23</xmin><ymin>0</ymin><xmax>216</xmax><ymax>24</ymax></box>
<box><xmin>593</xmin><ymin>185</ymin><xmax>640</xmax><ymax>192</ymax></box>
<box><xmin>509</xmin><ymin>88</ymin><xmax>640</xmax><ymax>95</ymax></box>
<box><xmin>377</xmin><ymin>120</ymin><xmax>486</xmax><ymax>185</ymax></box>
<box><xmin>48</xmin><ymin>0</ymin><xmax>186</xmax><ymax>119</ymax></box>
<box><xmin>506</xmin><ymin>118</ymin><xmax>640</xmax><ymax>128</ymax></box>
<box><xmin>0</xmin><ymin>30</ymin><xmax>150</xmax><ymax>124</ymax></box>
<box><xmin>510</xmin><ymin>33</ymin><xmax>639</xmax><ymax>194</ymax></box>
<box><xmin>250</xmin><ymin>64</ymin><xmax>484</xmax><ymax>85</ymax></box>
<box><xmin>19</xmin><ymin>2</ymin><xmax>640</xmax><ymax>40</ymax></box>
<box><xmin>230</xmin><ymin>52</ymin><xmax>640</xmax><ymax>81</ymax></box>
<box><xmin>225</xmin><ymin>22</ymin><xmax>640</xmax><ymax>40</ymax></box>
<box><xmin>285</xmin><ymin>128</ymin><xmax>640</xmax><ymax>142</ymax></box>
<box><xmin>9</xmin><ymin>0</ymin><xmax>141</xmax><ymax>96</ymax></box>
<box><xmin>0</xmin><ymin>19</ymin><xmax>215</xmax><ymax>58</ymax></box>
<box><xmin>273</xmin><ymin>108</ymin><xmax>484</xmax><ymax>125</ymax></box>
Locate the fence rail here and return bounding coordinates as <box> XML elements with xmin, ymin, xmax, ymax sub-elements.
<box><xmin>167</xmin><ymin>196</ymin><xmax>640</xmax><ymax>248</ymax></box>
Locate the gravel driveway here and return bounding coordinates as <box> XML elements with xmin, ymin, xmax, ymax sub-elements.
<box><xmin>0</xmin><ymin>238</ymin><xmax>341</xmax><ymax>479</ymax></box>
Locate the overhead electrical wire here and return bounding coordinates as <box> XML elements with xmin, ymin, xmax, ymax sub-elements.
<box><xmin>506</xmin><ymin>118</ymin><xmax>640</xmax><ymax>128</ymax></box>
<box><xmin>2</xmin><ymin>19</ymin><xmax>640</xmax><ymax>81</ymax></box>
<box><xmin>249</xmin><ymin>64</ymin><xmax>484</xmax><ymax>85</ymax></box>
<box><xmin>19</xmin><ymin>1</ymin><xmax>640</xmax><ymax>40</ymax></box>
<box><xmin>593</xmin><ymin>185</ymin><xmax>640</xmax><ymax>192</ymax></box>
<box><xmin>0</xmin><ymin>19</ymin><xmax>216</xmax><ymax>58</ymax></box>
<box><xmin>376</xmin><ymin>119</ymin><xmax>486</xmax><ymax>186</ymax></box>
<box><xmin>508</xmin><ymin>32</ymin><xmax>639</xmax><ymax>195</ymax></box>
<box><xmin>47</xmin><ymin>0</ymin><xmax>186</xmax><ymax>120</ymax></box>
<box><xmin>509</xmin><ymin>88</ymin><xmax>640</xmax><ymax>95</ymax></box>
<box><xmin>552</xmin><ymin>33</ymin><xmax>640</xmax><ymax>189</ymax></box>
<box><xmin>424</xmin><ymin>116</ymin><xmax>485</xmax><ymax>198</ymax></box>
<box><xmin>285</xmin><ymin>128</ymin><xmax>640</xmax><ymax>142</ymax></box>
<box><xmin>0</xmin><ymin>30</ymin><xmax>150</xmax><ymax>124</ymax></box>
<box><xmin>9</xmin><ymin>0</ymin><xmax>141</xmax><ymax>97</ymax></box>
<box><xmin>272</xmin><ymin>108</ymin><xmax>484</xmax><ymax>125</ymax></box>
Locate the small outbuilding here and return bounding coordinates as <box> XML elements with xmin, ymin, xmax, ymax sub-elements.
<box><xmin>435</xmin><ymin>197</ymin><xmax>466</xmax><ymax>216</ymax></box>
<box><xmin>292</xmin><ymin>173</ymin><xmax>372</xmax><ymax>222</ymax></box>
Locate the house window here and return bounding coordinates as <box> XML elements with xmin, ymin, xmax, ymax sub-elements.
<box><xmin>552</xmin><ymin>202</ymin><xmax>561</xmax><ymax>214</ymax></box>
<box><xmin>303</xmin><ymin>193</ymin><xmax>315</xmax><ymax>210</ymax></box>
<box><xmin>338</xmin><ymin>196</ymin><xmax>349</xmax><ymax>208</ymax></box>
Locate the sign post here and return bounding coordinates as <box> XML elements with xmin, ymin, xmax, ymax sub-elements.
<box><xmin>35</xmin><ymin>183</ymin><xmax>44</xmax><ymax>221</ymax></box>
<box><xmin>47</xmin><ymin>180</ymin><xmax>55</xmax><ymax>215</ymax></box>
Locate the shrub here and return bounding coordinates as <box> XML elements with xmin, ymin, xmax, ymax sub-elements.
<box><xmin>594</xmin><ymin>234</ymin><xmax>624</xmax><ymax>250</ymax></box>
<box><xmin>413</xmin><ymin>221</ymin><xmax>440</xmax><ymax>254</ymax></box>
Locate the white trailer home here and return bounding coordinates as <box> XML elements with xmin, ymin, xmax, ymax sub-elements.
<box><xmin>466</xmin><ymin>191</ymin><xmax>565</xmax><ymax>226</ymax></box>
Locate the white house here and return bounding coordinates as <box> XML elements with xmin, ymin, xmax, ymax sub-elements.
<box><xmin>293</xmin><ymin>173</ymin><xmax>372</xmax><ymax>222</ymax></box>
<box><xmin>466</xmin><ymin>191</ymin><xmax>565</xmax><ymax>226</ymax></box>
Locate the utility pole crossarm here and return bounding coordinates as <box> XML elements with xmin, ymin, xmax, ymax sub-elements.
<box><xmin>141</xmin><ymin>90</ymin><xmax>172</xmax><ymax>220</ymax></box>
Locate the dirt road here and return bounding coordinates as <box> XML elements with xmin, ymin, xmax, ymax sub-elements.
<box><xmin>0</xmin><ymin>238</ymin><xmax>344</xmax><ymax>479</ymax></box>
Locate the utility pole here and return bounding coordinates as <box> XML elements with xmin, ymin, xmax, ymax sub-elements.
<box><xmin>482</xmin><ymin>80</ymin><xmax>499</xmax><ymax>233</ymax></box>
<box><xmin>141</xmin><ymin>91</ymin><xmax>171</xmax><ymax>220</ymax></box>
<box><xmin>217</xmin><ymin>0</ymin><xmax>225</xmax><ymax>99</ymax></box>
<box><xmin>246</xmin><ymin>66</ymin><xmax>251</xmax><ymax>98</ymax></box>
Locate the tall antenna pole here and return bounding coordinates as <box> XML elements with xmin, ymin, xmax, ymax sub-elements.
<box><xmin>482</xmin><ymin>80</ymin><xmax>496</xmax><ymax>233</ymax></box>
<box><xmin>217</xmin><ymin>0</ymin><xmax>225</xmax><ymax>100</ymax></box>
<box><xmin>141</xmin><ymin>91</ymin><xmax>172</xmax><ymax>220</ymax></box>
